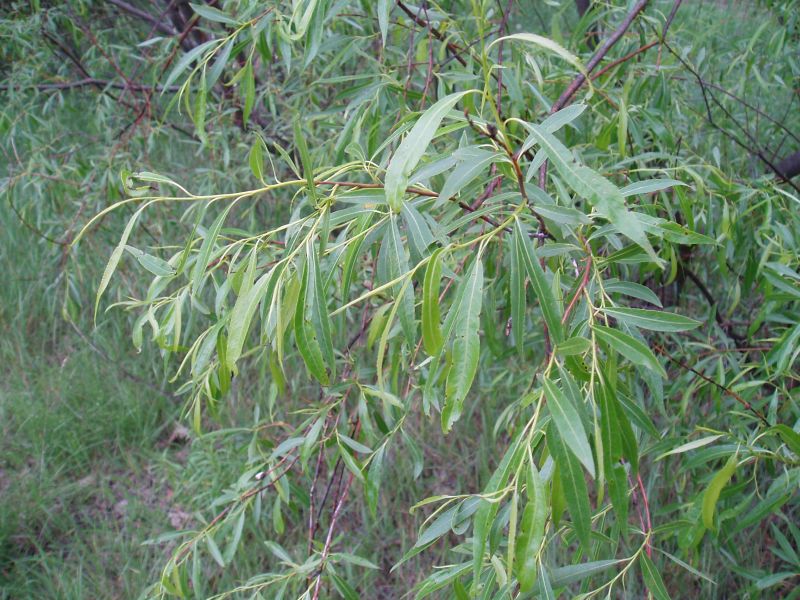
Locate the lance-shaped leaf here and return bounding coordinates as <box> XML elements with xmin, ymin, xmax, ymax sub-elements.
<box><xmin>514</xmin><ymin>219</ymin><xmax>563</xmax><ymax>344</ymax></box>
<box><xmin>307</xmin><ymin>241</ymin><xmax>335</xmax><ymax>379</ymax></box>
<box><xmin>439</xmin><ymin>147</ymin><xmax>504</xmax><ymax>202</ymax></box>
<box><xmin>548</xmin><ymin>422</ymin><xmax>592</xmax><ymax>550</ymax></box>
<box><xmin>377</xmin><ymin>214</ymin><xmax>415</xmax><ymax>343</ymax></box>
<box><xmin>377</xmin><ymin>0</ymin><xmax>390</xmax><ymax>45</ymax></box>
<box><xmin>385</xmin><ymin>90</ymin><xmax>474</xmax><ymax>212</ymax></box>
<box><xmin>401</xmin><ymin>202</ymin><xmax>435</xmax><ymax>258</ymax></box>
<box><xmin>603</xmin><ymin>307</ymin><xmax>701</xmax><ymax>332</ymax></box>
<box><xmin>226</xmin><ymin>264</ymin><xmax>282</xmax><ymax>372</ymax></box>
<box><xmin>422</xmin><ymin>248</ymin><xmax>444</xmax><ymax>355</ymax></box>
<box><xmin>593</xmin><ymin>324</ymin><xmax>666</xmax><ymax>377</ymax></box>
<box><xmin>472</xmin><ymin>430</ymin><xmax>527</xmax><ymax>590</ymax></box>
<box><xmin>640</xmin><ymin>554</ymin><xmax>672</xmax><ymax>600</ymax></box>
<box><xmin>515</xmin><ymin>463</ymin><xmax>549</xmax><ymax>592</ymax></box>
<box><xmin>523</xmin><ymin>123</ymin><xmax>660</xmax><ymax>263</ymax></box>
<box><xmin>443</xmin><ymin>258</ymin><xmax>483</xmax><ymax>432</ymax></box>
<box><xmin>596</xmin><ymin>381</ymin><xmax>628</xmax><ymax>528</ymax></box>
<box><xmin>702</xmin><ymin>453</ymin><xmax>738</xmax><ymax>530</ymax></box>
<box><xmin>294</xmin><ymin>260</ymin><xmax>329</xmax><ymax>385</ymax></box>
<box><xmin>543</xmin><ymin>376</ymin><xmax>595</xmax><ymax>478</ymax></box>
<box><xmin>191</xmin><ymin>204</ymin><xmax>234</xmax><ymax>296</ymax></box>
<box><xmin>95</xmin><ymin>201</ymin><xmax>152</xmax><ymax>321</ymax></box>
<box><xmin>509</xmin><ymin>231</ymin><xmax>525</xmax><ymax>355</ymax></box>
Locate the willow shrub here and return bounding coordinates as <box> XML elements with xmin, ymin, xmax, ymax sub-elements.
<box><xmin>78</xmin><ymin>1</ymin><xmax>800</xmax><ymax>598</ymax></box>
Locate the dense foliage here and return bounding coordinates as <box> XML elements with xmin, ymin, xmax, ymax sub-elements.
<box><xmin>2</xmin><ymin>1</ymin><xmax>799</xmax><ymax>598</ymax></box>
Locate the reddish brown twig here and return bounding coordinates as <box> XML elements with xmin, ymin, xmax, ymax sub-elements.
<box><xmin>590</xmin><ymin>40</ymin><xmax>658</xmax><ymax>82</ymax></box>
<box><xmin>654</xmin><ymin>344</ymin><xmax>769</xmax><ymax>426</ymax></box>
<box><xmin>539</xmin><ymin>0</ymin><xmax>651</xmax><ymax>190</ymax></box>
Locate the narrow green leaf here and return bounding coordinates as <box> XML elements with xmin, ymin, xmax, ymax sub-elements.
<box><xmin>190</xmin><ymin>3</ymin><xmax>238</xmax><ymax>25</ymax></box>
<box><xmin>555</xmin><ymin>337</ymin><xmax>592</xmax><ymax>356</ymax></box>
<box><xmin>597</xmin><ymin>382</ymin><xmax>628</xmax><ymax>528</ymax></box>
<box><xmin>385</xmin><ymin>91</ymin><xmax>474</xmax><ymax>211</ymax></box>
<box><xmin>471</xmin><ymin>431</ymin><xmax>527</xmax><ymax>589</ymax></box>
<box><xmin>294</xmin><ymin>262</ymin><xmax>329</xmax><ymax>385</ymax></box>
<box><xmin>491</xmin><ymin>34</ymin><xmax>586</xmax><ymax>75</ymax></box>
<box><xmin>95</xmin><ymin>202</ymin><xmax>150</xmax><ymax>321</ymax></box>
<box><xmin>514</xmin><ymin>464</ymin><xmax>548</xmax><ymax>592</ymax></box>
<box><xmin>620</xmin><ymin>179</ymin><xmax>687</xmax><ymax>197</ymax></box>
<box><xmin>548</xmin><ymin>559</ymin><xmax>623</xmax><ymax>587</ymax></box>
<box><xmin>135</xmin><ymin>252</ymin><xmax>176</xmax><ymax>277</ymax></box>
<box><xmin>401</xmin><ymin>202</ymin><xmax>435</xmax><ymax>257</ymax></box>
<box><xmin>422</xmin><ymin>248</ymin><xmax>444</xmax><ymax>355</ymax></box>
<box><xmin>366</xmin><ymin>446</ymin><xmax>385</xmax><ymax>518</ymax></box>
<box><xmin>242</xmin><ymin>60</ymin><xmax>255</xmax><ymax>124</ymax></box>
<box><xmin>439</xmin><ymin>148</ymin><xmax>503</xmax><ymax>202</ymax></box>
<box><xmin>640</xmin><ymin>554</ymin><xmax>671</xmax><ymax>600</ymax></box>
<box><xmin>294</xmin><ymin>119</ymin><xmax>317</xmax><ymax>203</ymax></box>
<box><xmin>307</xmin><ymin>241</ymin><xmax>335</xmax><ymax>380</ymax></box>
<box><xmin>223</xmin><ymin>511</ymin><xmax>246</xmax><ymax>564</ymax></box>
<box><xmin>514</xmin><ymin>219</ymin><xmax>563</xmax><ymax>344</ymax></box>
<box><xmin>338</xmin><ymin>441</ymin><xmax>365</xmax><ymax>483</ymax></box>
<box><xmin>207</xmin><ymin>38</ymin><xmax>233</xmax><ymax>89</ymax></box>
<box><xmin>205</xmin><ymin>535</ymin><xmax>225</xmax><ymax>567</ymax></box>
<box><xmin>378</xmin><ymin>215</ymin><xmax>415</xmax><ymax>343</ymax></box>
<box><xmin>523</xmin><ymin>124</ymin><xmax>660</xmax><ymax>262</ymax></box>
<box><xmin>510</xmin><ymin>228</ymin><xmax>525</xmax><ymax>355</ymax></box>
<box><xmin>162</xmin><ymin>39</ymin><xmax>216</xmax><ymax>91</ymax></box>
<box><xmin>702</xmin><ymin>454</ymin><xmax>738</xmax><ymax>530</ymax></box>
<box><xmin>194</xmin><ymin>70</ymin><xmax>207</xmax><ymax>139</ymax></box>
<box><xmin>543</xmin><ymin>376</ymin><xmax>595</xmax><ymax>478</ymax></box>
<box><xmin>771</xmin><ymin>425</ymin><xmax>800</xmax><ymax>457</ymax></box>
<box><xmin>603</xmin><ymin>280</ymin><xmax>663</xmax><ymax>307</ymax></box>
<box><xmin>592</xmin><ymin>325</ymin><xmax>666</xmax><ymax>377</ymax></box>
<box><xmin>656</xmin><ymin>435</ymin><xmax>723</xmax><ymax>461</ymax></box>
<box><xmin>443</xmin><ymin>258</ymin><xmax>483</xmax><ymax>432</ymax></box>
<box><xmin>191</xmin><ymin>204</ymin><xmax>233</xmax><ymax>295</ymax></box>
<box><xmin>415</xmin><ymin>505</ymin><xmax>459</xmax><ymax>549</ymax></box>
<box><xmin>226</xmin><ymin>265</ymin><xmax>281</xmax><ymax>371</ymax></box>
<box><xmin>377</xmin><ymin>0</ymin><xmax>390</xmax><ymax>45</ymax></box>
<box><xmin>603</xmin><ymin>307</ymin><xmax>702</xmax><ymax>332</ymax></box>
<box><xmin>548</xmin><ymin>422</ymin><xmax>592</xmax><ymax>550</ymax></box>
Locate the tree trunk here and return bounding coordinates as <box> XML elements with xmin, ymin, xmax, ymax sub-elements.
<box><xmin>777</xmin><ymin>150</ymin><xmax>800</xmax><ymax>180</ymax></box>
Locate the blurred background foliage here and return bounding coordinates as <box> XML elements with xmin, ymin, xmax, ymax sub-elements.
<box><xmin>1</xmin><ymin>0</ymin><xmax>798</xmax><ymax>598</ymax></box>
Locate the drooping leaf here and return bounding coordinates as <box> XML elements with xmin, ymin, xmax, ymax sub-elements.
<box><xmin>548</xmin><ymin>422</ymin><xmax>592</xmax><ymax>550</ymax></box>
<box><xmin>543</xmin><ymin>376</ymin><xmax>595</xmax><ymax>478</ymax></box>
<box><xmin>640</xmin><ymin>554</ymin><xmax>672</xmax><ymax>600</ymax></box>
<box><xmin>514</xmin><ymin>219</ymin><xmax>563</xmax><ymax>344</ymax></box>
<box><xmin>702</xmin><ymin>453</ymin><xmax>738</xmax><ymax>530</ymax></box>
<box><xmin>422</xmin><ymin>248</ymin><xmax>445</xmax><ymax>356</ymax></box>
<box><xmin>592</xmin><ymin>324</ymin><xmax>666</xmax><ymax>377</ymax></box>
<box><xmin>385</xmin><ymin>91</ymin><xmax>474</xmax><ymax>211</ymax></box>
<box><xmin>514</xmin><ymin>463</ymin><xmax>548</xmax><ymax>592</ymax></box>
<box><xmin>523</xmin><ymin>123</ymin><xmax>660</xmax><ymax>262</ymax></box>
<box><xmin>603</xmin><ymin>307</ymin><xmax>702</xmax><ymax>332</ymax></box>
<box><xmin>443</xmin><ymin>257</ymin><xmax>483</xmax><ymax>432</ymax></box>
<box><xmin>226</xmin><ymin>265</ymin><xmax>281</xmax><ymax>371</ymax></box>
